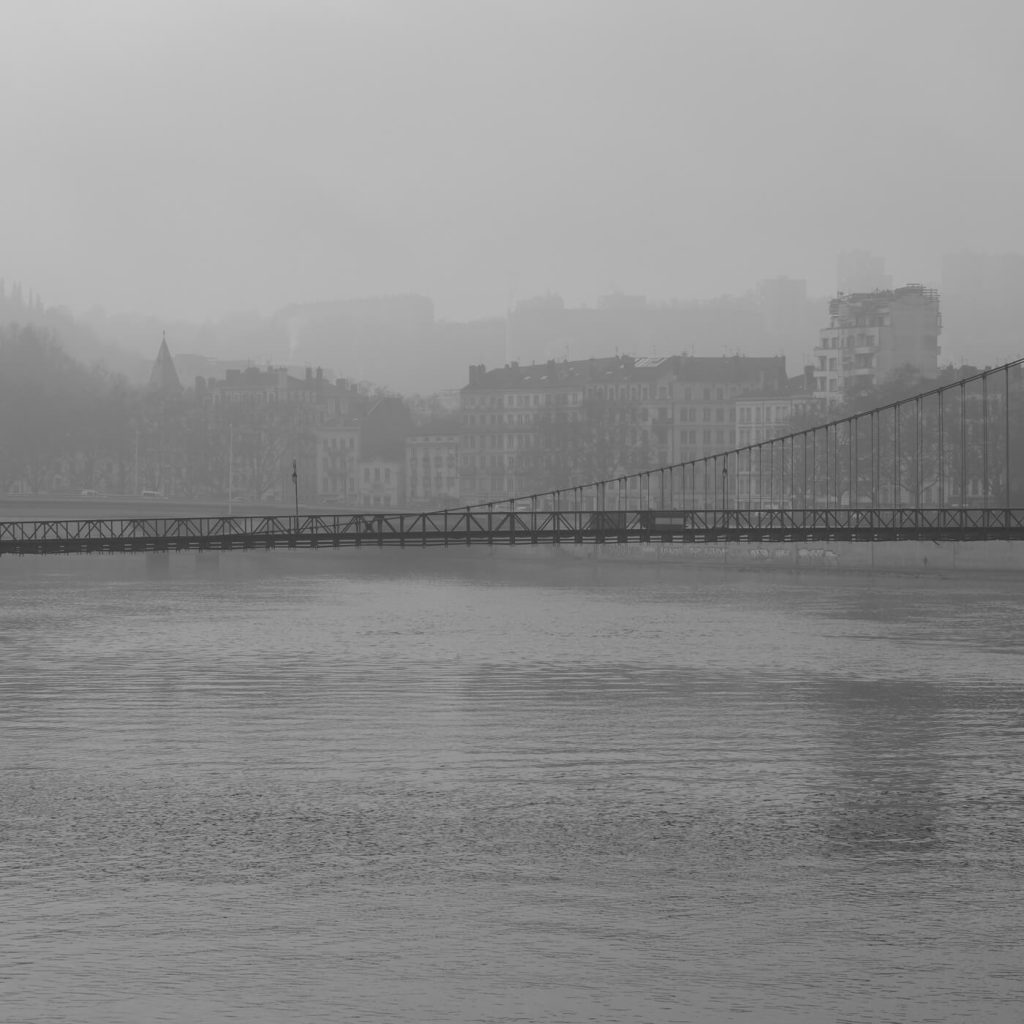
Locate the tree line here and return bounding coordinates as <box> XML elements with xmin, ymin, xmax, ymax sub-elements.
<box><xmin>0</xmin><ymin>325</ymin><xmax>323</xmax><ymax>500</ymax></box>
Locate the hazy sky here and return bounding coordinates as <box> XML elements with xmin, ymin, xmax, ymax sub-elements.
<box><xmin>3</xmin><ymin>0</ymin><xmax>1023</xmax><ymax>322</ymax></box>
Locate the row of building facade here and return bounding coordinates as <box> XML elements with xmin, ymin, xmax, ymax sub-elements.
<box><xmin>138</xmin><ymin>283</ymin><xmax>942</xmax><ymax>508</ymax></box>
<box><xmin>186</xmin><ymin>352</ymin><xmax>819</xmax><ymax>508</ymax></box>
<box><xmin>455</xmin><ymin>354</ymin><xmax>815</xmax><ymax>503</ymax></box>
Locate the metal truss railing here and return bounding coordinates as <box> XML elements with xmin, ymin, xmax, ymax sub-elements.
<box><xmin>4</xmin><ymin>507</ymin><xmax>1024</xmax><ymax>556</ymax></box>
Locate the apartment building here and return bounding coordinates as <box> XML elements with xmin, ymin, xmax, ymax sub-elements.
<box><xmin>313</xmin><ymin>420</ymin><xmax>360</xmax><ymax>503</ymax></box>
<box><xmin>735</xmin><ymin>370</ymin><xmax>819</xmax><ymax>448</ymax></box>
<box><xmin>673</xmin><ymin>356</ymin><xmax>789</xmax><ymax>462</ymax></box>
<box><xmin>356</xmin><ymin>397</ymin><xmax>414</xmax><ymax>508</ymax></box>
<box><xmin>813</xmin><ymin>285</ymin><xmax>941</xmax><ymax>403</ymax></box>
<box><xmin>458</xmin><ymin>356</ymin><xmax>682</xmax><ymax>503</ymax></box>
<box><xmin>405</xmin><ymin>418</ymin><xmax>460</xmax><ymax>508</ymax></box>
<box><xmin>459</xmin><ymin>359</ymin><xmax>586</xmax><ymax>502</ymax></box>
<box><xmin>458</xmin><ymin>354</ymin><xmax>789</xmax><ymax>502</ymax></box>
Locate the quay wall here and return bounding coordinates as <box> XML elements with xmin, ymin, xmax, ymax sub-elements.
<box><xmin>557</xmin><ymin>538</ymin><xmax>1024</xmax><ymax>572</ymax></box>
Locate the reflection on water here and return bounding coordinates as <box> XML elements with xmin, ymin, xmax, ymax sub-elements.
<box><xmin>2</xmin><ymin>550</ymin><xmax>1023</xmax><ymax>1023</ymax></box>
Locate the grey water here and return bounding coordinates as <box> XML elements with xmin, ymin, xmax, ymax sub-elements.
<box><xmin>2</xmin><ymin>550</ymin><xmax>1022</xmax><ymax>1023</ymax></box>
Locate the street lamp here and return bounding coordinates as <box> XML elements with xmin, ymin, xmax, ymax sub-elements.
<box><xmin>228</xmin><ymin>423</ymin><xmax>234</xmax><ymax>517</ymax></box>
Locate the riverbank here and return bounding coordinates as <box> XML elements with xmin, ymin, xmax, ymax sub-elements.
<box><xmin>554</xmin><ymin>537</ymin><xmax>1024</xmax><ymax>573</ymax></box>
<box><xmin>4</xmin><ymin>536</ymin><xmax>1024</xmax><ymax>578</ymax></box>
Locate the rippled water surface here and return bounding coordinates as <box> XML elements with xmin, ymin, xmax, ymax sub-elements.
<box><xmin>2</xmin><ymin>550</ymin><xmax>1023</xmax><ymax>1023</ymax></box>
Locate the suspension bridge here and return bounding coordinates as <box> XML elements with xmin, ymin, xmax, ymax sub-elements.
<box><xmin>3</xmin><ymin>359</ymin><xmax>1023</xmax><ymax>557</ymax></box>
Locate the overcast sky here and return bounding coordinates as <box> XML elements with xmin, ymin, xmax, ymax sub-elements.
<box><xmin>3</xmin><ymin>0</ymin><xmax>1022</xmax><ymax>322</ymax></box>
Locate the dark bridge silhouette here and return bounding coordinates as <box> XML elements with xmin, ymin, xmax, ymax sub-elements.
<box><xmin>3</xmin><ymin>359</ymin><xmax>1024</xmax><ymax>557</ymax></box>
<box><xmin>4</xmin><ymin>507</ymin><xmax>1024</xmax><ymax>558</ymax></box>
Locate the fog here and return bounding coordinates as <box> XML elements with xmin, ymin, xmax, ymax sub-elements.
<box><xmin>5</xmin><ymin>12</ymin><xmax>1024</xmax><ymax>1017</ymax></box>
<box><xmin>3</xmin><ymin>0</ymin><xmax>1023</xmax><ymax>330</ymax></box>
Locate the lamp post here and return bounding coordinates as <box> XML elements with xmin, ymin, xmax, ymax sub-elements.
<box><xmin>228</xmin><ymin>423</ymin><xmax>234</xmax><ymax>517</ymax></box>
<box><xmin>292</xmin><ymin>459</ymin><xmax>299</xmax><ymax>528</ymax></box>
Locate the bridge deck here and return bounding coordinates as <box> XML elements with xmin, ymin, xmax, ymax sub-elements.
<box><xmin>3</xmin><ymin>508</ymin><xmax>1024</xmax><ymax>556</ymax></box>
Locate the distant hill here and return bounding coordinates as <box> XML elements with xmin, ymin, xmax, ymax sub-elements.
<box><xmin>0</xmin><ymin>280</ymin><xmax>150</xmax><ymax>382</ymax></box>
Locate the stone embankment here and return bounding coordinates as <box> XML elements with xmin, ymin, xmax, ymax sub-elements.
<box><xmin>560</xmin><ymin>539</ymin><xmax>1024</xmax><ymax>572</ymax></box>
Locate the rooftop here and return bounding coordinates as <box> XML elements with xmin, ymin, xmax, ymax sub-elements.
<box><xmin>464</xmin><ymin>353</ymin><xmax>786</xmax><ymax>391</ymax></box>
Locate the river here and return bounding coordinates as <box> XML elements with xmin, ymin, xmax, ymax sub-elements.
<box><xmin>1</xmin><ymin>549</ymin><xmax>1022</xmax><ymax>1023</ymax></box>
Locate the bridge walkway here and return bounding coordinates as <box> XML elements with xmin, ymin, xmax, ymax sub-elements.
<box><xmin>3</xmin><ymin>507</ymin><xmax>1024</xmax><ymax>556</ymax></box>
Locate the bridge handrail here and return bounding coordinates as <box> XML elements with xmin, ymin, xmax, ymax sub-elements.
<box><xmin>4</xmin><ymin>506</ymin><xmax>1024</xmax><ymax>541</ymax></box>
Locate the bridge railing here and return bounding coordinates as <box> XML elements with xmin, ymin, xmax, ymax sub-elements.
<box><xmin>5</xmin><ymin>506</ymin><xmax>1024</xmax><ymax>556</ymax></box>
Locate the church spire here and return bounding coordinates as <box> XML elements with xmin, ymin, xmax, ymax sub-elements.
<box><xmin>148</xmin><ymin>332</ymin><xmax>183</xmax><ymax>393</ymax></box>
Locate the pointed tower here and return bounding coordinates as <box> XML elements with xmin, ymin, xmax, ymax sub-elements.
<box><xmin>148</xmin><ymin>332</ymin><xmax>183</xmax><ymax>394</ymax></box>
